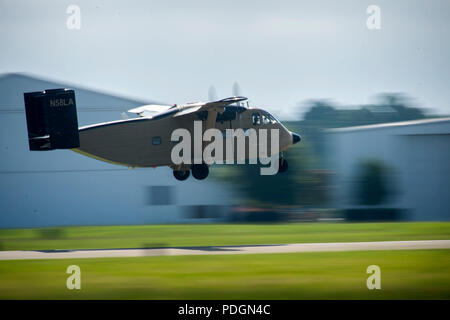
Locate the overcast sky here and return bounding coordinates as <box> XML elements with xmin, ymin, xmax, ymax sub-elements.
<box><xmin>1</xmin><ymin>0</ymin><xmax>449</xmax><ymax>118</ymax></box>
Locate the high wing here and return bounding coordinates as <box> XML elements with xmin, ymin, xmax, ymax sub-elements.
<box><xmin>172</xmin><ymin>96</ymin><xmax>248</xmax><ymax>130</ymax></box>
<box><xmin>127</xmin><ymin>104</ymin><xmax>173</xmax><ymax>118</ymax></box>
<box><xmin>173</xmin><ymin>96</ymin><xmax>247</xmax><ymax>117</ymax></box>
<box><xmin>126</xmin><ymin>96</ymin><xmax>247</xmax><ymax>129</ymax></box>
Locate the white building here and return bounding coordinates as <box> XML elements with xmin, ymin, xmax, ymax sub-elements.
<box><xmin>0</xmin><ymin>73</ymin><xmax>234</xmax><ymax>228</ymax></box>
<box><xmin>328</xmin><ymin>118</ymin><xmax>450</xmax><ymax>221</ymax></box>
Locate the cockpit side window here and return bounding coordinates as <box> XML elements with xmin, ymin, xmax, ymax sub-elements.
<box><xmin>262</xmin><ymin>114</ymin><xmax>271</xmax><ymax>125</ymax></box>
<box><xmin>252</xmin><ymin>113</ymin><xmax>261</xmax><ymax>125</ymax></box>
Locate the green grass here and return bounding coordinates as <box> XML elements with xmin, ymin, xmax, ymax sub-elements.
<box><xmin>0</xmin><ymin>222</ymin><xmax>449</xmax><ymax>251</ymax></box>
<box><xmin>0</xmin><ymin>250</ymin><xmax>449</xmax><ymax>299</ymax></box>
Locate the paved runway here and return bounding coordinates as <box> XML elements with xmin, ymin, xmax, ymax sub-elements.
<box><xmin>1</xmin><ymin>240</ymin><xmax>449</xmax><ymax>260</ymax></box>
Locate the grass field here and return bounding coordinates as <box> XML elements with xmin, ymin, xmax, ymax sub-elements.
<box><xmin>0</xmin><ymin>249</ymin><xmax>449</xmax><ymax>299</ymax></box>
<box><xmin>1</xmin><ymin>222</ymin><xmax>450</xmax><ymax>251</ymax></box>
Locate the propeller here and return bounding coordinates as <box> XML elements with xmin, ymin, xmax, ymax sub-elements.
<box><xmin>208</xmin><ymin>86</ymin><xmax>218</xmax><ymax>102</ymax></box>
<box><xmin>232</xmin><ymin>81</ymin><xmax>248</xmax><ymax>107</ymax></box>
<box><xmin>232</xmin><ymin>81</ymin><xmax>242</xmax><ymax>97</ymax></box>
<box><xmin>208</xmin><ymin>82</ymin><xmax>248</xmax><ymax>108</ymax></box>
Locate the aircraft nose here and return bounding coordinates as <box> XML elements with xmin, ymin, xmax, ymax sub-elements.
<box><xmin>292</xmin><ymin>132</ymin><xmax>301</xmax><ymax>144</ymax></box>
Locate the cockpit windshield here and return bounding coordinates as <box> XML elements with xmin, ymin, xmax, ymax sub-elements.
<box><xmin>263</xmin><ymin>112</ymin><xmax>278</xmax><ymax>124</ymax></box>
<box><xmin>252</xmin><ymin>111</ymin><xmax>279</xmax><ymax>126</ymax></box>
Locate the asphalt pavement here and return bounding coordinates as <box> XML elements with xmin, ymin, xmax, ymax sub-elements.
<box><xmin>0</xmin><ymin>240</ymin><xmax>449</xmax><ymax>260</ymax></box>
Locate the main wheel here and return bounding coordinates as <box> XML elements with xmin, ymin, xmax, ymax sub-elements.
<box><xmin>191</xmin><ymin>164</ymin><xmax>209</xmax><ymax>180</ymax></box>
<box><xmin>173</xmin><ymin>170</ymin><xmax>190</xmax><ymax>181</ymax></box>
<box><xmin>278</xmin><ymin>157</ymin><xmax>288</xmax><ymax>173</ymax></box>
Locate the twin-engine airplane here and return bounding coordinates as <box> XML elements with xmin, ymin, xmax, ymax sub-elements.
<box><xmin>23</xmin><ymin>88</ymin><xmax>301</xmax><ymax>180</ymax></box>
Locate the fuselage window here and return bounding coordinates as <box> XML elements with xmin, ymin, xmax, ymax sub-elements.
<box><xmin>152</xmin><ymin>136</ymin><xmax>162</xmax><ymax>145</ymax></box>
<box><xmin>252</xmin><ymin>113</ymin><xmax>260</xmax><ymax>125</ymax></box>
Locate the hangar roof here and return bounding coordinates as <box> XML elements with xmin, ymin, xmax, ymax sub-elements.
<box><xmin>328</xmin><ymin>117</ymin><xmax>450</xmax><ymax>133</ymax></box>
<box><xmin>0</xmin><ymin>72</ymin><xmax>158</xmax><ymax>110</ymax></box>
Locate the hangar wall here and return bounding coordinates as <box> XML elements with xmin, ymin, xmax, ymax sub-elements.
<box><xmin>328</xmin><ymin>118</ymin><xmax>450</xmax><ymax>221</ymax></box>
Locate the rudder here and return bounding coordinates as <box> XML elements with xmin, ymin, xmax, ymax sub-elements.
<box><xmin>24</xmin><ymin>88</ymin><xmax>80</xmax><ymax>150</ymax></box>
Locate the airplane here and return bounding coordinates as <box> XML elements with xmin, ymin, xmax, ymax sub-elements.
<box><xmin>23</xmin><ymin>88</ymin><xmax>301</xmax><ymax>181</ymax></box>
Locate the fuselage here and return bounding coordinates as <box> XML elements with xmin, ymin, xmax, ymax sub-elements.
<box><xmin>74</xmin><ymin>107</ymin><xmax>298</xmax><ymax>168</ymax></box>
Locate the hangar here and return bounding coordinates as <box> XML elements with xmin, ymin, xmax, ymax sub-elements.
<box><xmin>0</xmin><ymin>73</ymin><xmax>234</xmax><ymax>228</ymax></box>
<box><xmin>328</xmin><ymin>117</ymin><xmax>450</xmax><ymax>221</ymax></box>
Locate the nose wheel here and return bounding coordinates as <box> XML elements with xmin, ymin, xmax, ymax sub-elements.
<box><xmin>173</xmin><ymin>170</ymin><xmax>190</xmax><ymax>181</ymax></box>
<box><xmin>278</xmin><ymin>157</ymin><xmax>288</xmax><ymax>173</ymax></box>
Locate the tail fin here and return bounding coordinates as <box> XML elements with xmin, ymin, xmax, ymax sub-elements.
<box><xmin>24</xmin><ymin>88</ymin><xmax>80</xmax><ymax>151</ymax></box>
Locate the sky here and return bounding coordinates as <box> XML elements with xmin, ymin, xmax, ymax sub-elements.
<box><xmin>1</xmin><ymin>0</ymin><xmax>449</xmax><ymax>119</ymax></box>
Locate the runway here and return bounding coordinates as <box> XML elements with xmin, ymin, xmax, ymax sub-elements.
<box><xmin>1</xmin><ymin>240</ymin><xmax>449</xmax><ymax>260</ymax></box>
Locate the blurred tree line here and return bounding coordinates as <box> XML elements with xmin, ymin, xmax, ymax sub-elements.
<box><xmin>299</xmin><ymin>93</ymin><xmax>426</xmax><ymax>167</ymax></box>
<box><xmin>213</xmin><ymin>93</ymin><xmax>428</xmax><ymax>208</ymax></box>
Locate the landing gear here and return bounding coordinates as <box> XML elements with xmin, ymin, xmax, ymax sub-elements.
<box><xmin>278</xmin><ymin>157</ymin><xmax>288</xmax><ymax>173</ymax></box>
<box><xmin>191</xmin><ymin>163</ymin><xmax>209</xmax><ymax>180</ymax></box>
<box><xmin>173</xmin><ymin>170</ymin><xmax>190</xmax><ymax>181</ymax></box>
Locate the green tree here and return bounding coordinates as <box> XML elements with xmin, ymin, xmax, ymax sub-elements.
<box><xmin>353</xmin><ymin>160</ymin><xmax>393</xmax><ymax>206</ymax></box>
